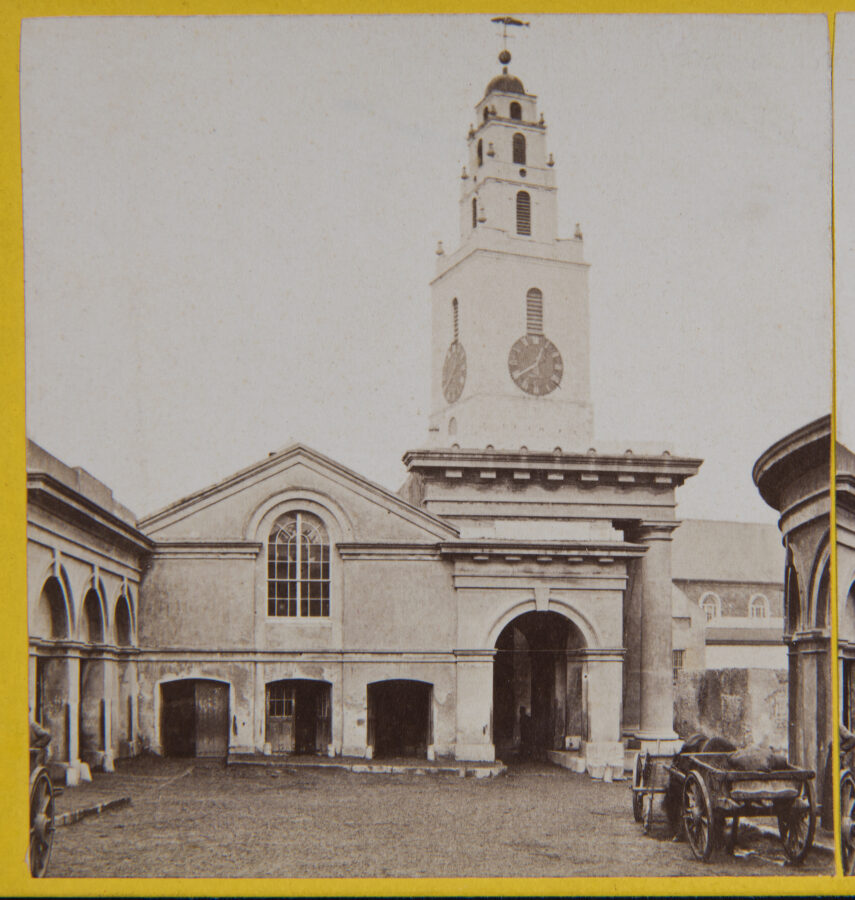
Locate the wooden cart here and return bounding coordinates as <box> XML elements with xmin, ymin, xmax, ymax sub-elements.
<box><xmin>841</xmin><ymin>766</ymin><xmax>855</xmax><ymax>875</ymax></box>
<box><xmin>28</xmin><ymin>747</ymin><xmax>55</xmax><ymax>878</ymax></box>
<box><xmin>666</xmin><ymin>751</ymin><xmax>815</xmax><ymax>863</ymax></box>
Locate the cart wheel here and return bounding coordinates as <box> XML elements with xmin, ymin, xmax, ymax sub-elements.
<box><xmin>723</xmin><ymin>815</ymin><xmax>739</xmax><ymax>854</ymax></box>
<box><xmin>682</xmin><ymin>771</ymin><xmax>714</xmax><ymax>861</ymax></box>
<box><xmin>778</xmin><ymin>778</ymin><xmax>815</xmax><ymax>865</ymax></box>
<box><xmin>29</xmin><ymin>768</ymin><xmax>55</xmax><ymax>878</ymax></box>
<box><xmin>642</xmin><ymin>790</ymin><xmax>654</xmax><ymax>834</ymax></box>
<box><xmin>632</xmin><ymin>753</ymin><xmax>646</xmax><ymax>823</ymax></box>
<box><xmin>842</xmin><ymin>773</ymin><xmax>855</xmax><ymax>876</ymax></box>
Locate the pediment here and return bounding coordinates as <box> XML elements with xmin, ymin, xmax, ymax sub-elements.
<box><xmin>139</xmin><ymin>443</ymin><xmax>458</xmax><ymax>543</ymax></box>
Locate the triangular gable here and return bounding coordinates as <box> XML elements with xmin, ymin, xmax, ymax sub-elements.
<box><xmin>138</xmin><ymin>443</ymin><xmax>458</xmax><ymax>542</ymax></box>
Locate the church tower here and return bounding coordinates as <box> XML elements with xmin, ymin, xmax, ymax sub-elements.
<box><xmin>429</xmin><ymin>47</ymin><xmax>593</xmax><ymax>452</ymax></box>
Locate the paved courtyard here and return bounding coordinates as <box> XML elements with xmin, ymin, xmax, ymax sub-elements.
<box><xmin>47</xmin><ymin>756</ymin><xmax>834</xmax><ymax>879</ymax></box>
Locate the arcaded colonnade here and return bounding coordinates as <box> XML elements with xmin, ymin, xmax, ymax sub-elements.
<box><xmin>27</xmin><ymin>441</ymin><xmax>150</xmax><ymax>784</ymax></box>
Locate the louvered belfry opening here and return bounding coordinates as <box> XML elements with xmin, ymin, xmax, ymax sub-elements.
<box><xmin>526</xmin><ymin>288</ymin><xmax>543</xmax><ymax>334</ymax></box>
<box><xmin>512</xmin><ymin>132</ymin><xmax>526</xmax><ymax>165</ymax></box>
<box><xmin>516</xmin><ymin>191</ymin><xmax>531</xmax><ymax>235</ymax></box>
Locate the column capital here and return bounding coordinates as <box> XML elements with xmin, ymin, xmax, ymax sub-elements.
<box><xmin>626</xmin><ymin>520</ymin><xmax>681</xmax><ymax>543</ymax></box>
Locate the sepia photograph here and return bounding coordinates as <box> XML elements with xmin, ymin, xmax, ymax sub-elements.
<box><xmin>21</xmin><ymin>13</ymin><xmax>837</xmax><ymax>880</ymax></box>
<box><xmin>834</xmin><ymin>9</ymin><xmax>855</xmax><ymax>878</ymax></box>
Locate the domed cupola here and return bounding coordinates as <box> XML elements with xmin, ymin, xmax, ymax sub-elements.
<box><xmin>484</xmin><ymin>50</ymin><xmax>525</xmax><ymax>97</ymax></box>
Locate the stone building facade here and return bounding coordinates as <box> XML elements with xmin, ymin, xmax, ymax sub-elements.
<box><xmin>671</xmin><ymin>519</ymin><xmax>786</xmax><ymax>675</ymax></box>
<box><xmin>26</xmin><ymin>441</ymin><xmax>150</xmax><ymax>784</ymax></box>
<box><xmin>29</xmin><ymin>51</ymin><xmax>807</xmax><ymax>782</ymax></box>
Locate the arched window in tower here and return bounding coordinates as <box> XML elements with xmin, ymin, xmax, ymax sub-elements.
<box><xmin>472</xmin><ymin>197</ymin><xmax>478</xmax><ymax>229</ymax></box>
<box><xmin>516</xmin><ymin>191</ymin><xmax>531</xmax><ymax>235</ymax></box>
<box><xmin>268</xmin><ymin>512</ymin><xmax>330</xmax><ymax>617</ymax></box>
<box><xmin>510</xmin><ymin>101</ymin><xmax>522</xmax><ymax>121</ymax></box>
<box><xmin>526</xmin><ymin>288</ymin><xmax>543</xmax><ymax>335</ymax></box>
<box><xmin>452</xmin><ymin>298</ymin><xmax>459</xmax><ymax>342</ymax></box>
<box><xmin>477</xmin><ymin>139</ymin><xmax>483</xmax><ymax>167</ymax></box>
<box><xmin>483</xmin><ymin>106</ymin><xmax>490</xmax><ymax>123</ymax></box>
<box><xmin>513</xmin><ymin>133</ymin><xmax>527</xmax><ymax>165</ymax></box>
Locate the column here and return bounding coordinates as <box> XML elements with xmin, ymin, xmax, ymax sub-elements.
<box><xmin>621</xmin><ymin>556</ymin><xmax>643</xmax><ymax>736</ymax></box>
<box><xmin>102</xmin><ymin>657</ymin><xmax>116</xmax><ymax>771</ymax></box>
<box><xmin>631</xmin><ymin>522</ymin><xmax>681</xmax><ymax>749</ymax></box>
<box><xmin>66</xmin><ymin>654</ymin><xmax>82</xmax><ymax>785</ymax></box>
<box><xmin>454</xmin><ymin>650</ymin><xmax>495</xmax><ymax>762</ymax></box>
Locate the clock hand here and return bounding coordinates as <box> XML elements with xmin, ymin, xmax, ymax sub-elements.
<box><xmin>517</xmin><ymin>346</ymin><xmax>545</xmax><ymax>378</ymax></box>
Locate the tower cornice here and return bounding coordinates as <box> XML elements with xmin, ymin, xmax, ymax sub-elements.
<box><xmin>403</xmin><ymin>447</ymin><xmax>703</xmax><ymax>488</ymax></box>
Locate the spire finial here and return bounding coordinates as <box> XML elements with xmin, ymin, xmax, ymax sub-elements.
<box><xmin>491</xmin><ymin>16</ymin><xmax>529</xmax><ymax>66</ymax></box>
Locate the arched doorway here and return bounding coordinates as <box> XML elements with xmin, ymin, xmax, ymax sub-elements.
<box><xmin>161</xmin><ymin>679</ymin><xmax>230</xmax><ymax>758</ymax></box>
<box><xmin>367</xmin><ymin>680</ymin><xmax>432</xmax><ymax>759</ymax></box>
<box><xmin>265</xmin><ymin>679</ymin><xmax>331</xmax><ymax>755</ymax></box>
<box><xmin>493</xmin><ymin>610</ymin><xmax>586</xmax><ymax>761</ymax></box>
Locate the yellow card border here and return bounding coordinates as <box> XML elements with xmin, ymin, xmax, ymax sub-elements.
<box><xmin>0</xmin><ymin>3</ymin><xmax>848</xmax><ymax>896</ymax></box>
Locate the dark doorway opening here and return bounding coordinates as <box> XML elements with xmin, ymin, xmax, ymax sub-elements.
<box><xmin>161</xmin><ymin>679</ymin><xmax>229</xmax><ymax>758</ymax></box>
<box><xmin>265</xmin><ymin>679</ymin><xmax>331</xmax><ymax>755</ymax></box>
<box><xmin>367</xmin><ymin>680</ymin><xmax>432</xmax><ymax>759</ymax></box>
<box><xmin>493</xmin><ymin>611</ymin><xmax>586</xmax><ymax>761</ymax></box>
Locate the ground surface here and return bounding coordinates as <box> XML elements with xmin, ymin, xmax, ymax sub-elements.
<box><xmin>47</xmin><ymin>756</ymin><xmax>834</xmax><ymax>878</ymax></box>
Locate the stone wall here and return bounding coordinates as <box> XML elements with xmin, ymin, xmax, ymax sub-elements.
<box><xmin>673</xmin><ymin>668</ymin><xmax>788</xmax><ymax>750</ymax></box>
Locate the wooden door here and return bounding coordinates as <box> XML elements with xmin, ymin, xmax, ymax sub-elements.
<box><xmin>315</xmin><ymin>687</ymin><xmax>331</xmax><ymax>753</ymax></box>
<box><xmin>195</xmin><ymin>681</ymin><xmax>229</xmax><ymax>758</ymax></box>
<box><xmin>266</xmin><ymin>683</ymin><xmax>295</xmax><ymax>753</ymax></box>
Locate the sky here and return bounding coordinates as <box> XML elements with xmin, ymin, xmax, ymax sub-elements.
<box><xmin>837</xmin><ymin>14</ymin><xmax>855</xmax><ymax>452</ymax></box>
<box><xmin>21</xmin><ymin>15</ymin><xmax>833</xmax><ymax>524</ymax></box>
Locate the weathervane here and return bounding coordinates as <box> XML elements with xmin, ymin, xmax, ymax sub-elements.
<box><xmin>490</xmin><ymin>15</ymin><xmax>529</xmax><ymax>66</ymax></box>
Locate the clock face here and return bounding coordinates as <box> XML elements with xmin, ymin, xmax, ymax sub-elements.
<box><xmin>442</xmin><ymin>341</ymin><xmax>467</xmax><ymax>404</ymax></box>
<box><xmin>508</xmin><ymin>334</ymin><xmax>563</xmax><ymax>395</ymax></box>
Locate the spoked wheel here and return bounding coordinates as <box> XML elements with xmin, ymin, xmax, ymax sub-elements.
<box><xmin>841</xmin><ymin>773</ymin><xmax>855</xmax><ymax>876</ymax></box>
<box><xmin>632</xmin><ymin>752</ymin><xmax>646</xmax><ymax>823</ymax></box>
<box><xmin>682</xmin><ymin>771</ymin><xmax>714</xmax><ymax>861</ymax></box>
<box><xmin>29</xmin><ymin>768</ymin><xmax>55</xmax><ymax>878</ymax></box>
<box><xmin>778</xmin><ymin>778</ymin><xmax>815</xmax><ymax>865</ymax></box>
<box><xmin>723</xmin><ymin>815</ymin><xmax>739</xmax><ymax>855</ymax></box>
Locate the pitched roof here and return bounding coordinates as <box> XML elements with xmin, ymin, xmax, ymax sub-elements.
<box><xmin>672</xmin><ymin>518</ymin><xmax>783</xmax><ymax>584</ymax></box>
<box><xmin>138</xmin><ymin>441</ymin><xmax>458</xmax><ymax>539</ymax></box>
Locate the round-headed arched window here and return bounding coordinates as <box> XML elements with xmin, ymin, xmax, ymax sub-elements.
<box><xmin>700</xmin><ymin>592</ymin><xmax>720</xmax><ymax>622</ymax></box>
<box><xmin>516</xmin><ymin>191</ymin><xmax>531</xmax><ymax>236</ymax></box>
<box><xmin>512</xmin><ymin>133</ymin><xmax>526</xmax><ymax>165</ymax></box>
<box><xmin>268</xmin><ymin>512</ymin><xmax>330</xmax><ymax>617</ymax></box>
<box><xmin>477</xmin><ymin>138</ymin><xmax>483</xmax><ymax>167</ymax></box>
<box><xmin>509</xmin><ymin>101</ymin><xmax>522</xmax><ymax>121</ymax></box>
<box><xmin>749</xmin><ymin>594</ymin><xmax>768</xmax><ymax>619</ymax></box>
